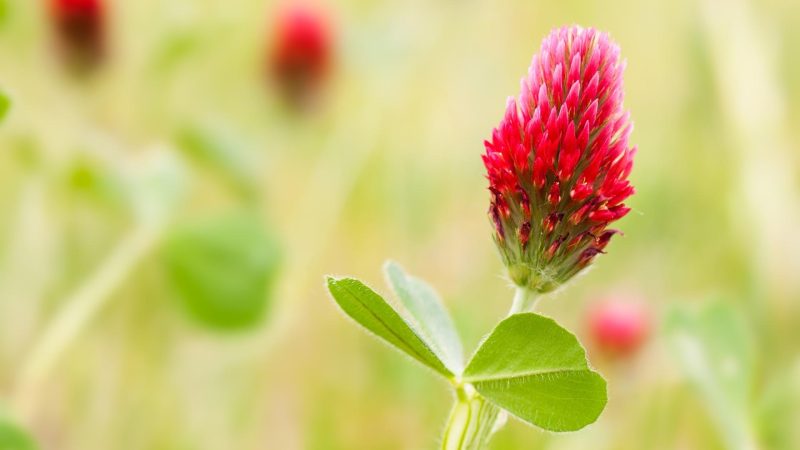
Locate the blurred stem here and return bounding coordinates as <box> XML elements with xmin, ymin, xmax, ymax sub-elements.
<box><xmin>441</xmin><ymin>385</ymin><xmax>501</xmax><ymax>450</ymax></box>
<box><xmin>509</xmin><ymin>286</ymin><xmax>538</xmax><ymax>315</ymax></box>
<box><xmin>12</xmin><ymin>222</ymin><xmax>162</xmax><ymax>419</ymax></box>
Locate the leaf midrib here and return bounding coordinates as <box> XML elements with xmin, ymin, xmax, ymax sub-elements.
<box><xmin>464</xmin><ymin>366</ymin><xmax>590</xmax><ymax>383</ymax></box>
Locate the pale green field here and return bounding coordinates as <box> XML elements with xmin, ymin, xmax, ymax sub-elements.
<box><xmin>0</xmin><ymin>0</ymin><xmax>799</xmax><ymax>449</ymax></box>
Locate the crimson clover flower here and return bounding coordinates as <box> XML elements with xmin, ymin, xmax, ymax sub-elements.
<box><xmin>50</xmin><ymin>0</ymin><xmax>105</xmax><ymax>70</ymax></box>
<box><xmin>587</xmin><ymin>297</ymin><xmax>650</xmax><ymax>357</ymax></box>
<box><xmin>269</xmin><ymin>4</ymin><xmax>332</xmax><ymax>107</ymax></box>
<box><xmin>483</xmin><ymin>26</ymin><xmax>636</xmax><ymax>293</ymax></box>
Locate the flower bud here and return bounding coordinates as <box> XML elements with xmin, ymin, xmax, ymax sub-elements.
<box><xmin>50</xmin><ymin>0</ymin><xmax>105</xmax><ymax>71</ymax></box>
<box><xmin>483</xmin><ymin>26</ymin><xmax>635</xmax><ymax>292</ymax></box>
<box><xmin>587</xmin><ymin>297</ymin><xmax>650</xmax><ymax>357</ymax></box>
<box><xmin>268</xmin><ymin>4</ymin><xmax>332</xmax><ymax>108</ymax></box>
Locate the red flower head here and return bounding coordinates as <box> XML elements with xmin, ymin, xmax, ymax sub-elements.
<box><xmin>587</xmin><ymin>297</ymin><xmax>650</xmax><ymax>357</ymax></box>
<box><xmin>483</xmin><ymin>26</ymin><xmax>636</xmax><ymax>292</ymax></box>
<box><xmin>50</xmin><ymin>0</ymin><xmax>105</xmax><ymax>70</ymax></box>
<box><xmin>269</xmin><ymin>4</ymin><xmax>332</xmax><ymax>107</ymax></box>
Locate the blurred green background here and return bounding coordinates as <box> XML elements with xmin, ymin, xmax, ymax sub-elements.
<box><xmin>1</xmin><ymin>0</ymin><xmax>799</xmax><ymax>449</ymax></box>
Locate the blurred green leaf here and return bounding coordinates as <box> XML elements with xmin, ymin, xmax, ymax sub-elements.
<box><xmin>177</xmin><ymin>124</ymin><xmax>257</xmax><ymax>199</ymax></box>
<box><xmin>463</xmin><ymin>313</ymin><xmax>607</xmax><ymax>432</ymax></box>
<box><xmin>755</xmin><ymin>363</ymin><xmax>800</xmax><ymax>450</ymax></box>
<box><xmin>11</xmin><ymin>136</ymin><xmax>41</xmax><ymax>172</ymax></box>
<box><xmin>164</xmin><ymin>212</ymin><xmax>281</xmax><ymax>331</ymax></box>
<box><xmin>384</xmin><ymin>260</ymin><xmax>463</xmax><ymax>374</ymax></box>
<box><xmin>326</xmin><ymin>276</ymin><xmax>453</xmax><ymax>378</ymax></box>
<box><xmin>0</xmin><ymin>0</ymin><xmax>8</xmax><ymax>28</ymax></box>
<box><xmin>128</xmin><ymin>147</ymin><xmax>188</xmax><ymax>225</ymax></box>
<box><xmin>152</xmin><ymin>33</ymin><xmax>199</xmax><ymax>73</ymax></box>
<box><xmin>63</xmin><ymin>156</ymin><xmax>127</xmax><ymax>208</ymax></box>
<box><xmin>0</xmin><ymin>418</ymin><xmax>37</xmax><ymax>450</ymax></box>
<box><xmin>666</xmin><ymin>301</ymin><xmax>758</xmax><ymax>449</ymax></box>
<box><xmin>0</xmin><ymin>89</ymin><xmax>10</xmax><ymax>123</ymax></box>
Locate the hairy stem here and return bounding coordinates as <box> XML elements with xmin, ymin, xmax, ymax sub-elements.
<box><xmin>441</xmin><ymin>385</ymin><xmax>501</xmax><ymax>450</ymax></box>
<box><xmin>509</xmin><ymin>286</ymin><xmax>539</xmax><ymax>316</ymax></box>
<box><xmin>441</xmin><ymin>286</ymin><xmax>539</xmax><ymax>449</ymax></box>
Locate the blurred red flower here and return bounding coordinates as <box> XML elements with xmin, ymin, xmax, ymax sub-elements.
<box><xmin>588</xmin><ymin>298</ymin><xmax>650</xmax><ymax>357</ymax></box>
<box><xmin>50</xmin><ymin>0</ymin><xmax>105</xmax><ymax>71</ymax></box>
<box><xmin>269</xmin><ymin>3</ymin><xmax>332</xmax><ymax>107</ymax></box>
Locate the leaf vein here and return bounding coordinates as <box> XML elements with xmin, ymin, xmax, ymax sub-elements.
<box><xmin>465</xmin><ymin>367</ymin><xmax>590</xmax><ymax>383</ymax></box>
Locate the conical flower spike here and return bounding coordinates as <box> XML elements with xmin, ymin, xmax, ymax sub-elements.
<box><xmin>483</xmin><ymin>26</ymin><xmax>636</xmax><ymax>293</ymax></box>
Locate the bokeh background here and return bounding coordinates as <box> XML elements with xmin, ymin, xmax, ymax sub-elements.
<box><xmin>1</xmin><ymin>0</ymin><xmax>799</xmax><ymax>449</ymax></box>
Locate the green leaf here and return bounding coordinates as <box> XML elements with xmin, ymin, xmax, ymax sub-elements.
<box><xmin>63</xmin><ymin>155</ymin><xmax>127</xmax><ymax>209</ymax></box>
<box><xmin>326</xmin><ymin>277</ymin><xmax>453</xmax><ymax>378</ymax></box>
<box><xmin>463</xmin><ymin>313</ymin><xmax>607</xmax><ymax>432</ymax></box>
<box><xmin>164</xmin><ymin>212</ymin><xmax>282</xmax><ymax>331</ymax></box>
<box><xmin>755</xmin><ymin>364</ymin><xmax>800</xmax><ymax>450</ymax></box>
<box><xmin>666</xmin><ymin>302</ymin><xmax>754</xmax><ymax>407</ymax></box>
<box><xmin>0</xmin><ymin>1</ymin><xmax>9</xmax><ymax>28</ymax></box>
<box><xmin>176</xmin><ymin>124</ymin><xmax>257</xmax><ymax>199</ymax></box>
<box><xmin>0</xmin><ymin>90</ymin><xmax>10</xmax><ymax>123</ymax></box>
<box><xmin>383</xmin><ymin>261</ymin><xmax>463</xmax><ymax>374</ymax></box>
<box><xmin>128</xmin><ymin>147</ymin><xmax>188</xmax><ymax>224</ymax></box>
<box><xmin>666</xmin><ymin>301</ymin><xmax>758</xmax><ymax>449</ymax></box>
<box><xmin>0</xmin><ymin>418</ymin><xmax>37</xmax><ymax>450</ymax></box>
<box><xmin>151</xmin><ymin>32</ymin><xmax>199</xmax><ymax>73</ymax></box>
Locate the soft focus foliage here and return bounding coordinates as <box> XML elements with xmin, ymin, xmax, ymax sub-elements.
<box><xmin>164</xmin><ymin>211</ymin><xmax>281</xmax><ymax>330</ymax></box>
<box><xmin>0</xmin><ymin>0</ymin><xmax>799</xmax><ymax>449</ymax></box>
<box><xmin>0</xmin><ymin>415</ymin><xmax>37</xmax><ymax>450</ymax></box>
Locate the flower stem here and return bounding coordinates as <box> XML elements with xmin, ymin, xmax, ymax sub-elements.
<box><xmin>508</xmin><ymin>286</ymin><xmax>539</xmax><ymax>315</ymax></box>
<box><xmin>12</xmin><ymin>222</ymin><xmax>161</xmax><ymax>419</ymax></box>
<box><xmin>441</xmin><ymin>287</ymin><xmax>538</xmax><ymax>450</ymax></box>
<box><xmin>441</xmin><ymin>385</ymin><xmax>501</xmax><ymax>450</ymax></box>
